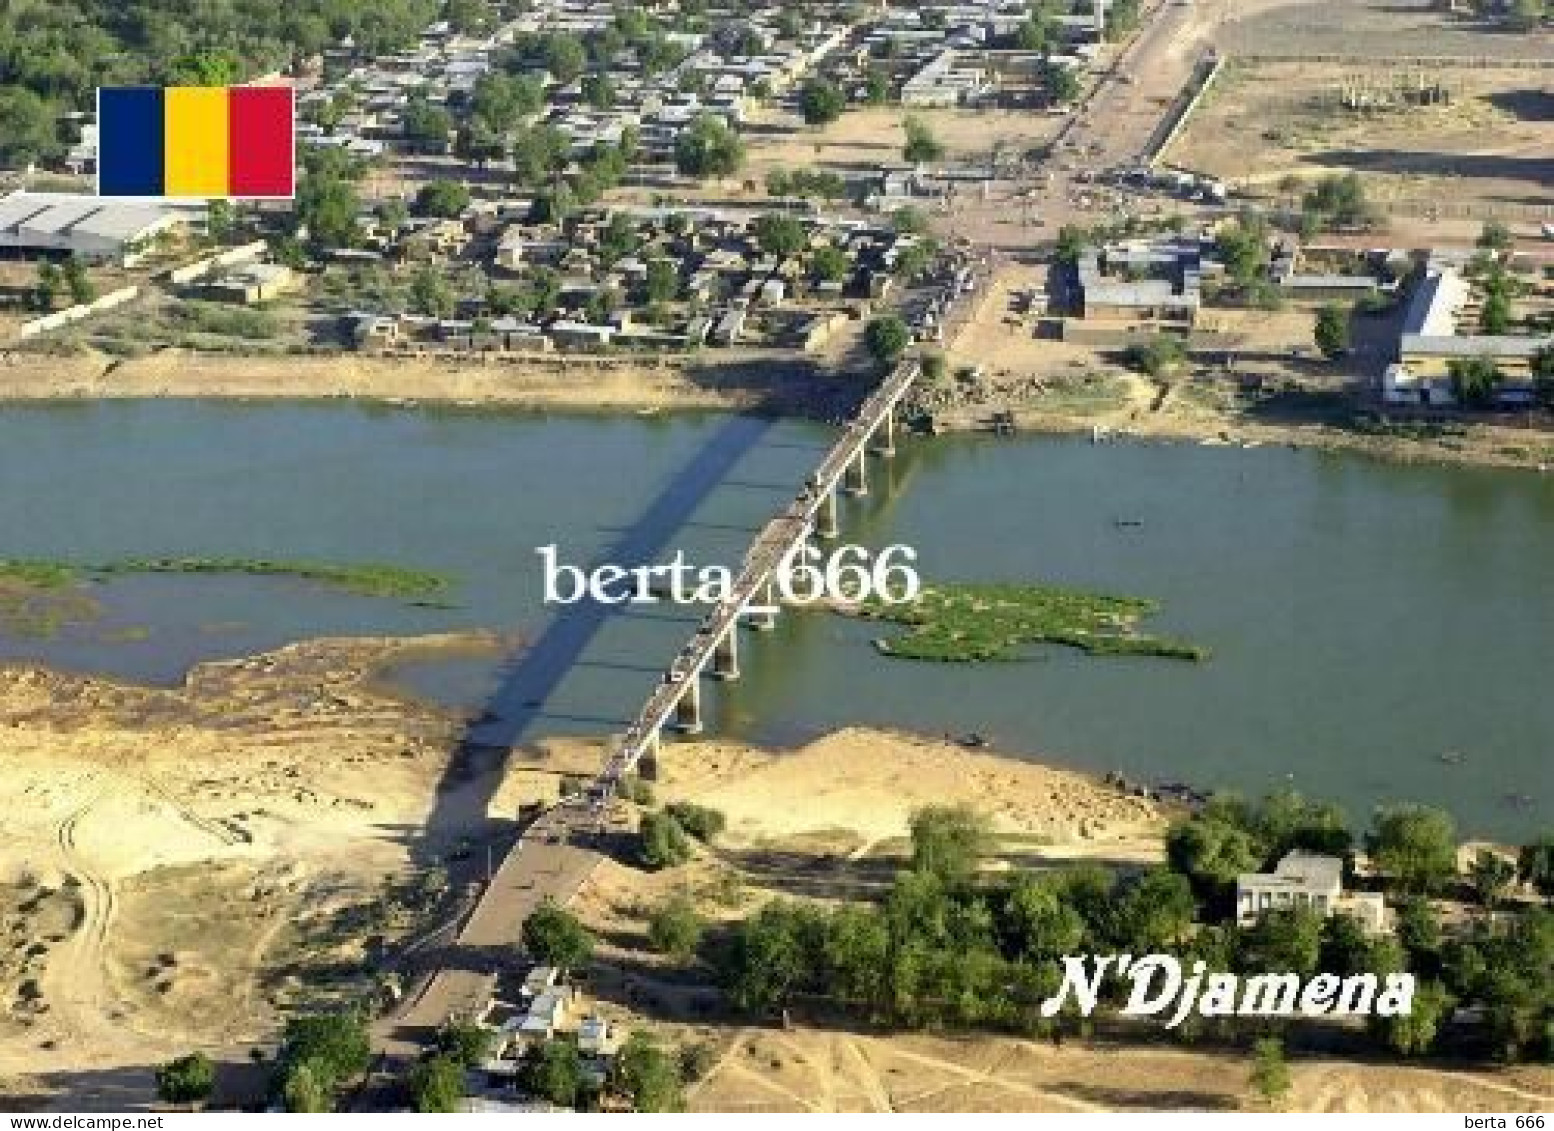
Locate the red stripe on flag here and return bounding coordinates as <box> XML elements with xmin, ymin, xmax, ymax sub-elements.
<box><xmin>228</xmin><ymin>87</ymin><xmax>294</xmax><ymax>197</ymax></box>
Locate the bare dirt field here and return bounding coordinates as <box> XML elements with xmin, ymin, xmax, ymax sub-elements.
<box><xmin>0</xmin><ymin>633</ymin><xmax>512</xmax><ymax>1105</ymax></box>
<box><xmin>1216</xmin><ymin>0</ymin><xmax>1554</xmax><ymax>60</ymax></box>
<box><xmin>1169</xmin><ymin>60</ymin><xmax>1553</xmax><ymax>212</ymax></box>
<box><xmin>741</xmin><ymin>106</ymin><xmax>1067</xmax><ymax>179</ymax></box>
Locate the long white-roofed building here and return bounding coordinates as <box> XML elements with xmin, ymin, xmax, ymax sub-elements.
<box><xmin>0</xmin><ymin>191</ymin><xmax>187</xmax><ymax>266</ymax></box>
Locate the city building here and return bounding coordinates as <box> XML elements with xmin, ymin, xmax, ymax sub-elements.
<box><xmin>1236</xmin><ymin>851</ymin><xmax>1387</xmax><ymax>933</ymax></box>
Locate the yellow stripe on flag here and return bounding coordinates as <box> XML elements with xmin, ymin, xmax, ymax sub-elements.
<box><xmin>164</xmin><ymin>87</ymin><xmax>230</xmax><ymax>196</ymax></box>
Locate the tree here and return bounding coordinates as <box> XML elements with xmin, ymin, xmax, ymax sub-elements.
<box><xmin>890</xmin><ymin>206</ymin><xmax>931</xmax><ymax>235</ymax></box>
<box><xmin>1002</xmin><ymin>877</ymin><xmax>1085</xmax><ymax>961</ymax></box>
<box><xmin>902</xmin><ymin>115</ymin><xmax>945</xmax><ymax>164</ymax></box>
<box><xmin>34</xmin><ymin>261</ymin><xmax>62</xmax><ymax>312</ymax></box>
<box><xmin>1518</xmin><ymin>836</ymin><xmax>1554</xmax><ymax>899</ymax></box>
<box><xmin>863</xmin><ymin>66</ymin><xmax>890</xmax><ymax>106</ymax></box>
<box><xmin>799</xmin><ymin>78</ymin><xmax>846</xmax><ymax>126</ymax></box>
<box><xmin>1378</xmin><ymin>979</ymin><xmax>1453</xmax><ymax>1055</ymax></box>
<box><xmin>403</xmin><ymin>98</ymin><xmax>453</xmax><ymax>149</ymax></box>
<box><xmin>206</xmin><ymin>199</ymin><xmax>237</xmax><ymax>244</ymax></box>
<box><xmin>1240</xmin><ymin>905</ymin><xmax>1324</xmax><ymax>978</ymax></box>
<box><xmin>1302</xmin><ymin>172</ymin><xmax>1372</xmax><ymax>230</ymax></box>
<box><xmin>1448</xmin><ymin>356</ymin><xmax>1501</xmax><ymax>409</ymax></box>
<box><xmin>275</xmin><ymin>1012</ymin><xmax>372</xmax><ymax>1111</ymax></box>
<box><xmin>409</xmin><ymin>265</ymin><xmax>455</xmax><ymax>318</ymax></box>
<box><xmin>1113</xmin><ymin>868</ymin><xmax>1197</xmax><ymax>950</ymax></box>
<box><xmin>1477</xmin><ymin>219</ymin><xmax>1513</xmax><ymax>251</ymax></box>
<box><xmin>615</xmin><ymin>1033</ymin><xmax>685</xmax><ymax>1112</ymax></box>
<box><xmin>1040</xmin><ymin>59</ymin><xmax>1081</xmax><ymax>104</ymax></box>
<box><xmin>811</xmin><ymin>245</ymin><xmax>850</xmax><ymax>283</ymax></box>
<box><xmin>408</xmin><ymin>1055</ymin><xmax>465</xmax><ymax>1113</ymax></box>
<box><xmin>1054</xmin><ymin>224</ymin><xmax>1088</xmax><ymax>266</ymax></box>
<box><xmin>865</xmin><ymin>314</ymin><xmax>911</xmax><ymax>367</ymax></box>
<box><xmin>522</xmin><ymin>898</ymin><xmax>595</xmax><ymax>968</ymax></box>
<box><xmin>675</xmin><ymin>113</ymin><xmax>744</xmax><ymax>177</ymax></box>
<box><xmin>1533</xmin><ymin>346</ymin><xmax>1554</xmax><ymax>409</ymax></box>
<box><xmin>1015</xmin><ymin>17</ymin><xmax>1049</xmax><ymax>51</ymax></box>
<box><xmin>296</xmin><ymin>176</ymin><xmax>362</xmax><ymax>250</ymax></box>
<box><xmin>281</xmin><ymin>1061</ymin><xmax>330</xmax><ymax>1113</ymax></box>
<box><xmin>523</xmin><ymin>1039</ymin><xmax>584</xmax><ymax>1106</ymax></box>
<box><xmin>1479</xmin><ymin>290</ymin><xmax>1512</xmax><ymax>335</ymax></box>
<box><xmin>155</xmin><ymin>1052</ymin><xmax>215</xmax><ymax>1107</ymax></box>
<box><xmin>639</xmin><ymin>811</ymin><xmax>694</xmax><ymax>870</ymax></box>
<box><xmin>1368</xmin><ymin>805</ymin><xmax>1457</xmax><ymax>894</ymax></box>
<box><xmin>909</xmin><ymin>804</ymin><xmax>991</xmax><ymax>885</ymax></box>
<box><xmin>664</xmin><ymin>802</ymin><xmax>725</xmax><ymax>842</ymax></box>
<box><xmin>1314</xmin><ymin>304</ymin><xmax>1349</xmax><ymax>359</ymax></box>
<box><xmin>0</xmin><ymin>88</ymin><xmax>58</xmax><ymax>167</ymax></box>
<box><xmin>581</xmin><ymin>72</ymin><xmax>616</xmax><ymax>110</ymax></box>
<box><xmin>752</xmin><ymin>213</ymin><xmax>806</xmax><ymax>258</ymax></box>
<box><xmin>645</xmin><ymin>258</ymin><xmax>680</xmax><ymax>304</ymax></box>
<box><xmin>58</xmin><ymin>256</ymin><xmax>93</xmax><ymax>306</ymax></box>
<box><xmin>1249</xmin><ymin>1037</ymin><xmax>1292</xmax><ymax>1107</ymax></box>
<box><xmin>1124</xmin><ymin>333</ymin><xmax>1187</xmax><ymax>377</ymax></box>
<box><xmin>1508</xmin><ymin>0</ymin><xmax>1546</xmax><ymax>29</ymax></box>
<box><xmin>1468</xmin><ymin>850</ymin><xmax>1516</xmax><ymax>908</ymax></box>
<box><xmin>435</xmin><ymin>1021</ymin><xmax>494</xmax><ymax>1069</ymax></box>
<box><xmin>647</xmin><ymin>894</ymin><xmax>705</xmax><ymax>960</ymax></box>
<box><xmin>543</xmin><ymin>33</ymin><xmax>588</xmax><ymax>82</ymax></box>
<box><xmin>413</xmin><ymin>180</ymin><xmax>470</xmax><ymax>218</ymax></box>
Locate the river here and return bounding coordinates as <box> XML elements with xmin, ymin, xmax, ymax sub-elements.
<box><xmin>0</xmin><ymin>402</ymin><xmax>1547</xmax><ymax>839</ymax></box>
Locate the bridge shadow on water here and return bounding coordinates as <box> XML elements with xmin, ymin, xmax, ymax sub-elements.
<box><xmin>415</xmin><ymin>412</ymin><xmax>781</xmax><ymax>849</ymax></box>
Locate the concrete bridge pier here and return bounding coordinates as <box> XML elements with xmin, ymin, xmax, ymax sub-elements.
<box><xmin>817</xmin><ymin>488</ymin><xmax>839</xmax><ymax>539</ymax></box>
<box><xmin>673</xmin><ymin>675</ymin><xmax>703</xmax><ymax>734</ymax></box>
<box><xmin>637</xmin><ymin>729</ymin><xmax>662</xmax><ymax>780</ymax></box>
<box><xmin>844</xmin><ymin>449</ymin><xmax>869</xmax><ymax>496</ymax></box>
<box><xmin>874</xmin><ymin>408</ymin><xmax>897</xmax><ymax>458</ymax></box>
<box><xmin>748</xmin><ymin>581</ymin><xmax>777</xmax><ymax>631</ymax></box>
<box><xmin>711</xmin><ymin>626</ymin><xmax>740</xmax><ymax>680</ymax></box>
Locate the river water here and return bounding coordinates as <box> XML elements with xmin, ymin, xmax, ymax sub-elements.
<box><xmin>0</xmin><ymin>402</ymin><xmax>1547</xmax><ymax>838</ymax></box>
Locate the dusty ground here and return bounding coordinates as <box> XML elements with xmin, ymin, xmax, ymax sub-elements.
<box><xmin>564</xmin><ymin>729</ymin><xmax>1552</xmax><ymax>1114</ymax></box>
<box><xmin>1217</xmin><ymin>0</ymin><xmax>1554</xmax><ymax>60</ymax></box>
<box><xmin>1169</xmin><ymin>60</ymin><xmax>1553</xmax><ymax>213</ymax></box>
<box><xmin>0</xmin><ymin>633</ymin><xmax>517</xmax><ymax>1105</ymax></box>
<box><xmin>0</xmin><ymin>347</ymin><xmax>847</xmax><ymax>413</ymax></box>
<box><xmin>741</xmin><ymin>106</ymin><xmax>1067</xmax><ymax>179</ymax></box>
<box><xmin>930</xmin><ymin>262</ymin><xmax>1554</xmax><ymax>471</ymax></box>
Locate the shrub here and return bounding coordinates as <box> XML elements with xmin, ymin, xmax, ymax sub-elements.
<box><xmin>155</xmin><ymin>1052</ymin><xmax>215</xmax><ymax>1107</ymax></box>
<box><xmin>664</xmin><ymin>802</ymin><xmax>726</xmax><ymax>842</ymax></box>
<box><xmin>639</xmin><ymin>811</ymin><xmax>693</xmax><ymax>870</ymax></box>
<box><xmin>647</xmin><ymin>894</ymin><xmax>705</xmax><ymax>960</ymax></box>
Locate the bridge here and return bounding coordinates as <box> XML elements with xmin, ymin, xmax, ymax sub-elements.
<box><xmin>595</xmin><ymin>252</ymin><xmax>991</xmax><ymax>795</ymax></box>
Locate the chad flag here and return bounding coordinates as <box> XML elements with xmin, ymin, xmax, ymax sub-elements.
<box><xmin>97</xmin><ymin>86</ymin><xmax>294</xmax><ymax>198</ymax></box>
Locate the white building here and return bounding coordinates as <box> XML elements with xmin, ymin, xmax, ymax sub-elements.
<box><xmin>0</xmin><ymin>191</ymin><xmax>187</xmax><ymax>266</ymax></box>
<box><xmin>1236</xmin><ymin>851</ymin><xmax>1387</xmax><ymax>934</ymax></box>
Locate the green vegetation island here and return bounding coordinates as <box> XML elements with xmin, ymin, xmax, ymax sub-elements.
<box><xmin>0</xmin><ymin>556</ymin><xmax>453</xmax><ymax>600</ymax></box>
<box><xmin>851</xmin><ymin>581</ymin><xmax>1208</xmax><ymax>662</ymax></box>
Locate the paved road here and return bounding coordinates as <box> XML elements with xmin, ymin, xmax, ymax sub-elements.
<box><xmin>373</xmin><ymin>806</ymin><xmax>602</xmax><ymax>1058</ymax></box>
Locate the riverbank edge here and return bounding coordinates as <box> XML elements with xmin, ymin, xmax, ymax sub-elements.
<box><xmin>924</xmin><ymin>403</ymin><xmax>1554</xmax><ymax>473</ymax></box>
<box><xmin>2</xmin><ymin>350</ymin><xmax>1547</xmax><ymax>472</ymax></box>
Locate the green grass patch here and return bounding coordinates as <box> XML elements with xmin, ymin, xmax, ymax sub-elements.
<box><xmin>853</xmin><ymin>582</ymin><xmax>1208</xmax><ymax>663</ymax></box>
<box><xmin>92</xmin><ymin>557</ymin><xmax>451</xmax><ymax>599</ymax></box>
<box><xmin>0</xmin><ymin>556</ymin><xmax>452</xmax><ymax>600</ymax></box>
<box><xmin>0</xmin><ymin>560</ymin><xmax>78</xmax><ymax>588</ymax></box>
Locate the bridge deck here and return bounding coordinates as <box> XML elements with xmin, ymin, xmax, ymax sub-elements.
<box><xmin>600</xmin><ymin>358</ymin><xmax>922</xmax><ymax>786</ymax></box>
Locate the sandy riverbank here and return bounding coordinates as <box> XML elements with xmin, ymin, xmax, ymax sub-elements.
<box><xmin>0</xmin><ymin>633</ymin><xmax>509</xmax><ymax>1102</ymax></box>
<box><xmin>0</xmin><ymin>636</ymin><xmax>1168</xmax><ymax>1108</ymax></box>
<box><xmin>0</xmin><ymin>348</ymin><xmax>844</xmax><ymax>414</ymax></box>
